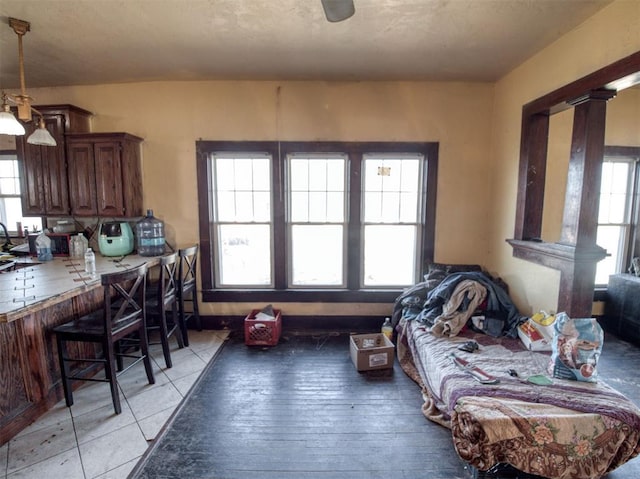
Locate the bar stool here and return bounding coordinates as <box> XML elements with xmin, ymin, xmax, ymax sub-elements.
<box><xmin>53</xmin><ymin>264</ymin><xmax>154</xmax><ymax>414</ymax></box>
<box><xmin>177</xmin><ymin>245</ymin><xmax>202</xmax><ymax>347</ymax></box>
<box><xmin>146</xmin><ymin>252</ymin><xmax>183</xmax><ymax>368</ymax></box>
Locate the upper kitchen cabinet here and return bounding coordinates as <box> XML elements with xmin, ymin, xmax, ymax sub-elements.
<box><xmin>66</xmin><ymin>133</ymin><xmax>143</xmax><ymax>217</ymax></box>
<box><xmin>16</xmin><ymin>105</ymin><xmax>92</xmax><ymax>216</ymax></box>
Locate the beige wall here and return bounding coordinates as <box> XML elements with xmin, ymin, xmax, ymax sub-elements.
<box><xmin>488</xmin><ymin>0</ymin><xmax>640</xmax><ymax>317</ymax></box>
<box><xmin>6</xmin><ymin>0</ymin><xmax>639</xmax><ymax>319</ymax></box>
<box><xmin>21</xmin><ymin>81</ymin><xmax>494</xmax><ymax>316</ymax></box>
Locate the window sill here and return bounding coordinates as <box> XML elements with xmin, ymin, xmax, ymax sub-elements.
<box><xmin>203</xmin><ymin>289</ymin><xmax>402</xmax><ymax>303</ymax></box>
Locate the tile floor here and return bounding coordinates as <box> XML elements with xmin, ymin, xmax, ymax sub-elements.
<box><xmin>1</xmin><ymin>329</ymin><xmax>230</xmax><ymax>479</ymax></box>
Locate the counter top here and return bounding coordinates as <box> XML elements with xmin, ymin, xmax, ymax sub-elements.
<box><xmin>0</xmin><ymin>255</ymin><xmax>159</xmax><ymax>323</ymax></box>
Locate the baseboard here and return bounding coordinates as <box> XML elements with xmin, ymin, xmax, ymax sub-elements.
<box><xmin>193</xmin><ymin>315</ymin><xmax>387</xmax><ymax>334</ymax></box>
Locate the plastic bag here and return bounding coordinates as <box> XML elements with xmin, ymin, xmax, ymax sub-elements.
<box><xmin>549</xmin><ymin>312</ymin><xmax>603</xmax><ymax>382</ymax></box>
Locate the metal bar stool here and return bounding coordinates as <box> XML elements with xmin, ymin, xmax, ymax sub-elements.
<box><xmin>53</xmin><ymin>264</ymin><xmax>154</xmax><ymax>414</ymax></box>
<box><xmin>146</xmin><ymin>252</ymin><xmax>183</xmax><ymax>368</ymax></box>
<box><xmin>177</xmin><ymin>245</ymin><xmax>202</xmax><ymax>347</ymax></box>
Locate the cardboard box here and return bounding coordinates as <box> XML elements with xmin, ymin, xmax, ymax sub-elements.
<box><xmin>518</xmin><ymin>318</ymin><xmax>554</xmax><ymax>351</ymax></box>
<box><xmin>350</xmin><ymin>333</ymin><xmax>394</xmax><ymax>371</ymax></box>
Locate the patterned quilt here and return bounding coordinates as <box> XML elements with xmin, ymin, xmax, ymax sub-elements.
<box><xmin>397</xmin><ymin>318</ymin><xmax>640</xmax><ymax>479</ymax></box>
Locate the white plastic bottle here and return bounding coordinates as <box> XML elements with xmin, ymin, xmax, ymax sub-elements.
<box><xmin>84</xmin><ymin>247</ymin><xmax>96</xmax><ymax>275</ymax></box>
<box><xmin>381</xmin><ymin>317</ymin><xmax>393</xmax><ymax>341</ymax></box>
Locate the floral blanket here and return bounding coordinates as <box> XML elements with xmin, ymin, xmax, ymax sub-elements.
<box><xmin>397</xmin><ymin>318</ymin><xmax>640</xmax><ymax>479</ymax></box>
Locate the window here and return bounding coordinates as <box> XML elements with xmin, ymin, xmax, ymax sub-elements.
<box><xmin>210</xmin><ymin>153</ymin><xmax>272</xmax><ymax>287</ymax></box>
<box><xmin>0</xmin><ymin>150</ymin><xmax>41</xmax><ymax>234</ymax></box>
<box><xmin>197</xmin><ymin>141</ymin><xmax>438</xmax><ymax>303</ymax></box>
<box><xmin>288</xmin><ymin>154</ymin><xmax>346</xmax><ymax>287</ymax></box>
<box><xmin>362</xmin><ymin>154</ymin><xmax>422</xmax><ymax>286</ymax></box>
<box><xmin>596</xmin><ymin>147</ymin><xmax>639</xmax><ymax>285</ymax></box>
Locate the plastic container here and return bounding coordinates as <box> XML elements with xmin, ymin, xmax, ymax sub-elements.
<box><xmin>70</xmin><ymin>233</ymin><xmax>88</xmax><ymax>259</ymax></box>
<box><xmin>35</xmin><ymin>232</ymin><xmax>53</xmax><ymax>261</ymax></box>
<box><xmin>135</xmin><ymin>209</ymin><xmax>165</xmax><ymax>256</ymax></box>
<box><xmin>78</xmin><ymin>233</ymin><xmax>88</xmax><ymax>256</ymax></box>
<box><xmin>84</xmin><ymin>247</ymin><xmax>96</xmax><ymax>274</ymax></box>
<box><xmin>381</xmin><ymin>317</ymin><xmax>393</xmax><ymax>341</ymax></box>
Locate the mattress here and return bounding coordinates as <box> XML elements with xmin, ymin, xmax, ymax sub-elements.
<box><xmin>397</xmin><ymin>318</ymin><xmax>640</xmax><ymax>479</ymax></box>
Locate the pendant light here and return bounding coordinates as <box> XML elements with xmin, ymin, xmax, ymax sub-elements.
<box><xmin>27</xmin><ymin>117</ymin><xmax>57</xmax><ymax>146</ymax></box>
<box><xmin>0</xmin><ymin>17</ymin><xmax>57</xmax><ymax>146</ymax></box>
<box><xmin>0</xmin><ymin>93</ymin><xmax>26</xmax><ymax>136</ymax></box>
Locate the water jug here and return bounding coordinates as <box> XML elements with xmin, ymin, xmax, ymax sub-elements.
<box><xmin>136</xmin><ymin>209</ymin><xmax>165</xmax><ymax>256</ymax></box>
<box><xmin>35</xmin><ymin>231</ymin><xmax>53</xmax><ymax>261</ymax></box>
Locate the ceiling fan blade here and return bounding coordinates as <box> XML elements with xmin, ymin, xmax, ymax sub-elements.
<box><xmin>321</xmin><ymin>0</ymin><xmax>355</xmax><ymax>23</ymax></box>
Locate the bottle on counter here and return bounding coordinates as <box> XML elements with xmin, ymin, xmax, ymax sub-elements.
<box><xmin>35</xmin><ymin>231</ymin><xmax>53</xmax><ymax>261</ymax></box>
<box><xmin>135</xmin><ymin>209</ymin><xmax>165</xmax><ymax>256</ymax></box>
<box><xmin>381</xmin><ymin>317</ymin><xmax>393</xmax><ymax>341</ymax></box>
<box><xmin>84</xmin><ymin>247</ymin><xmax>96</xmax><ymax>275</ymax></box>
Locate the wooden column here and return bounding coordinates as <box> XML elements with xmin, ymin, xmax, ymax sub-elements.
<box><xmin>561</xmin><ymin>90</ymin><xmax>617</xmax><ymax>247</ymax></box>
<box><xmin>514</xmin><ymin>113</ymin><xmax>550</xmax><ymax>240</ymax></box>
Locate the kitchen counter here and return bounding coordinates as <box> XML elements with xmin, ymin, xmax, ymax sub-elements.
<box><xmin>0</xmin><ymin>254</ymin><xmax>157</xmax><ymax>323</ymax></box>
<box><xmin>0</xmin><ymin>253</ymin><xmax>163</xmax><ymax>445</ymax></box>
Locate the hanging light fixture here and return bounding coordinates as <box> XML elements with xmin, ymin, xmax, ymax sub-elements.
<box><xmin>27</xmin><ymin>117</ymin><xmax>57</xmax><ymax>146</ymax></box>
<box><xmin>0</xmin><ymin>93</ymin><xmax>26</xmax><ymax>135</ymax></box>
<box><xmin>0</xmin><ymin>17</ymin><xmax>57</xmax><ymax>146</ymax></box>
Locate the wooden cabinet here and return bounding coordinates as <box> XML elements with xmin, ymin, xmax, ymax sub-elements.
<box><xmin>16</xmin><ymin>105</ymin><xmax>92</xmax><ymax>216</ymax></box>
<box><xmin>0</xmin><ymin>288</ymin><xmax>103</xmax><ymax>446</ymax></box>
<box><xmin>66</xmin><ymin>133</ymin><xmax>143</xmax><ymax>217</ymax></box>
<box><xmin>604</xmin><ymin>274</ymin><xmax>640</xmax><ymax>345</ymax></box>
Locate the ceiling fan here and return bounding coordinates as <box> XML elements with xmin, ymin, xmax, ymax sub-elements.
<box><xmin>321</xmin><ymin>0</ymin><xmax>355</xmax><ymax>22</ymax></box>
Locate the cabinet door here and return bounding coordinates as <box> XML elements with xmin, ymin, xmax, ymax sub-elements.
<box><xmin>94</xmin><ymin>141</ymin><xmax>124</xmax><ymax>216</ymax></box>
<box><xmin>17</xmin><ymin>115</ymin><xmax>69</xmax><ymax>215</ymax></box>
<box><xmin>67</xmin><ymin>142</ymin><xmax>98</xmax><ymax>216</ymax></box>
<box><xmin>41</xmin><ymin>116</ymin><xmax>70</xmax><ymax>215</ymax></box>
<box><xmin>18</xmin><ymin>133</ymin><xmax>46</xmax><ymax>215</ymax></box>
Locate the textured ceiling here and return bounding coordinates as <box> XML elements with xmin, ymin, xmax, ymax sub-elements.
<box><xmin>0</xmin><ymin>0</ymin><xmax>613</xmax><ymax>89</ymax></box>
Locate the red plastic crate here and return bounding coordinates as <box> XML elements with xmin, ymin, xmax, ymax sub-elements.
<box><xmin>244</xmin><ymin>309</ymin><xmax>282</xmax><ymax>346</ymax></box>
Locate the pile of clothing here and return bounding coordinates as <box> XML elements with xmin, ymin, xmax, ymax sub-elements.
<box><xmin>393</xmin><ymin>270</ymin><xmax>526</xmax><ymax>338</ymax></box>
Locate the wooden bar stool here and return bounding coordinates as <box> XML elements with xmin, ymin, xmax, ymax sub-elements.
<box><xmin>177</xmin><ymin>245</ymin><xmax>202</xmax><ymax>347</ymax></box>
<box><xmin>53</xmin><ymin>264</ymin><xmax>154</xmax><ymax>414</ymax></box>
<box><xmin>146</xmin><ymin>252</ymin><xmax>183</xmax><ymax>368</ymax></box>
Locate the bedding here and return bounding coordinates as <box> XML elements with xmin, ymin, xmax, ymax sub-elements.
<box><xmin>395</xmin><ymin>270</ymin><xmax>640</xmax><ymax>479</ymax></box>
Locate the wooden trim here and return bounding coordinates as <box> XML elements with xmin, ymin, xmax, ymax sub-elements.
<box><xmin>195</xmin><ymin>141</ymin><xmax>438</xmax><ymax>302</ymax></box>
<box><xmin>510</xmin><ymin>50</ymin><xmax>640</xmax><ymax>317</ymax></box>
<box><xmin>523</xmin><ymin>51</ymin><xmax>640</xmax><ymax>116</ymax></box>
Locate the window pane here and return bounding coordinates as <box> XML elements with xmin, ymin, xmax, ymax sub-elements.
<box><xmin>364</xmin><ymin>225</ymin><xmax>416</xmax><ymax>286</ymax></box>
<box><xmin>290</xmin><ymin>161</ymin><xmax>309</xmax><ymax>191</ymax></box>
<box><xmin>326</xmin><ymin>192</ymin><xmax>344</xmax><ymax>222</ymax></box>
<box><xmin>213</xmin><ymin>156</ymin><xmax>271</xmax><ymax>223</ymax></box>
<box><xmin>381</xmin><ymin>192</ymin><xmax>401</xmax><ymax>222</ymax></box>
<box><xmin>308</xmin><ymin>161</ymin><xmax>327</xmax><ymax>191</ymax></box>
<box><xmin>596</xmin><ymin>225</ymin><xmax>626</xmax><ymax>285</ymax></box>
<box><xmin>290</xmin><ymin>192</ymin><xmax>309</xmax><ymax>222</ymax></box>
<box><xmin>363</xmin><ymin>155</ymin><xmax>420</xmax><ymax>223</ymax></box>
<box><xmin>308</xmin><ymin>192</ymin><xmax>327</xmax><ymax>222</ymax></box>
<box><xmin>289</xmin><ymin>157</ymin><xmax>345</xmax><ymax>223</ymax></box>
<box><xmin>400</xmin><ymin>192</ymin><xmax>419</xmax><ymax>222</ymax></box>
<box><xmin>599</xmin><ymin>161</ymin><xmax>630</xmax><ymax>223</ymax></box>
<box><xmin>291</xmin><ymin>225</ymin><xmax>343</xmax><ymax>286</ymax></box>
<box><xmin>218</xmin><ymin>224</ymin><xmax>271</xmax><ymax>286</ymax></box>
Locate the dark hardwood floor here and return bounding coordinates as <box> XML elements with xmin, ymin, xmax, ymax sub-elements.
<box><xmin>129</xmin><ymin>330</ymin><xmax>640</xmax><ymax>479</ymax></box>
